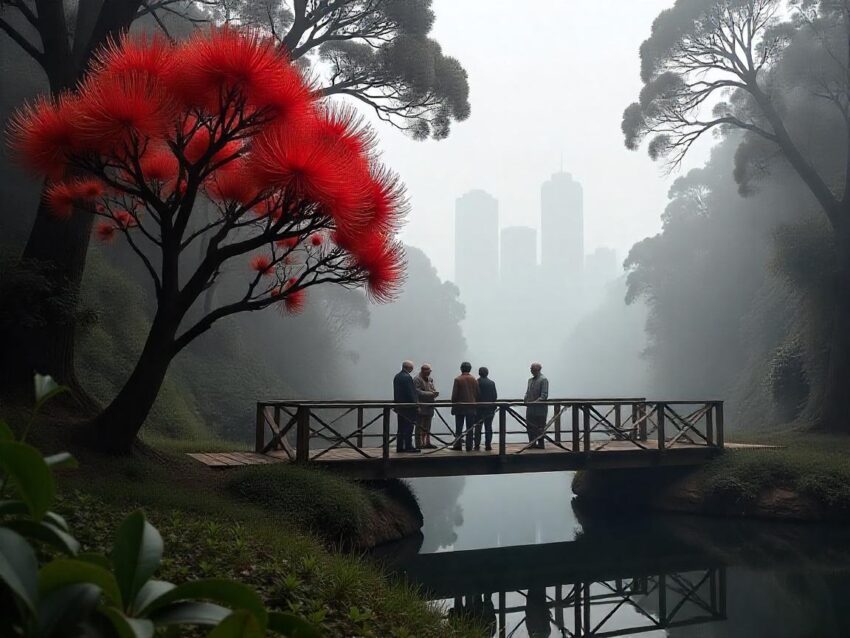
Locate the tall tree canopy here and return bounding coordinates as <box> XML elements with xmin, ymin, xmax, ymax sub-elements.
<box><xmin>623</xmin><ymin>0</ymin><xmax>850</xmax><ymax>429</ymax></box>
<box><xmin>0</xmin><ymin>0</ymin><xmax>469</xmax><ymax>396</ymax></box>
<box><xmin>9</xmin><ymin>28</ymin><xmax>407</xmax><ymax>451</ymax></box>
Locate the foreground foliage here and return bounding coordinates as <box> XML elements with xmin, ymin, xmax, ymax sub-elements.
<box><xmin>0</xmin><ymin>382</ymin><xmax>317</xmax><ymax>637</ymax></box>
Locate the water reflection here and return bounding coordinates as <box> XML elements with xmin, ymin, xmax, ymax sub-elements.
<box><xmin>408</xmin><ymin>471</ymin><xmax>579</xmax><ymax>552</ymax></box>
<box><xmin>389</xmin><ymin>473</ymin><xmax>850</xmax><ymax>637</ymax></box>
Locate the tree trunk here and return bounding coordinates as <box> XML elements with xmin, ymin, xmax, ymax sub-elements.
<box><xmin>1</xmin><ymin>1</ymin><xmax>142</xmax><ymax>397</ymax></box>
<box><xmin>87</xmin><ymin>314</ymin><xmax>178</xmax><ymax>454</ymax></box>
<box><xmin>818</xmin><ymin>230</ymin><xmax>850</xmax><ymax>431</ymax></box>
<box><xmin>6</xmin><ymin>200</ymin><xmax>96</xmax><ymax>390</ymax></box>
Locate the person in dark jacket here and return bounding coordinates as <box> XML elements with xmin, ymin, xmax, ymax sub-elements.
<box><xmin>476</xmin><ymin>367</ymin><xmax>498</xmax><ymax>451</ymax></box>
<box><xmin>393</xmin><ymin>360</ymin><xmax>419</xmax><ymax>453</ymax></box>
<box><xmin>451</xmin><ymin>361</ymin><xmax>480</xmax><ymax>451</ymax></box>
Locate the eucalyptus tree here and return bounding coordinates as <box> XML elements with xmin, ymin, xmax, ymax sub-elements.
<box><xmin>623</xmin><ymin>0</ymin><xmax>850</xmax><ymax>429</ymax></box>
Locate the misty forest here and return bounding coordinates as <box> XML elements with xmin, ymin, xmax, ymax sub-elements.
<box><xmin>4</xmin><ymin>1</ymin><xmax>850</xmax><ymax>637</ymax></box>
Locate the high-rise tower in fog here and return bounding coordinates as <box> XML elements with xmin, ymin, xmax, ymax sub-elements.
<box><xmin>454</xmin><ymin>190</ymin><xmax>498</xmax><ymax>300</ymax></box>
<box><xmin>541</xmin><ymin>171</ymin><xmax>583</xmax><ymax>286</ymax></box>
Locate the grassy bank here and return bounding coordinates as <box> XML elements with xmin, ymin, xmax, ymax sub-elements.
<box><xmin>1</xmin><ymin>404</ymin><xmax>478</xmax><ymax>637</ymax></box>
<box><xmin>574</xmin><ymin>431</ymin><xmax>850</xmax><ymax>522</ymax></box>
<box><xmin>57</xmin><ymin>451</ymin><xmax>476</xmax><ymax>637</ymax></box>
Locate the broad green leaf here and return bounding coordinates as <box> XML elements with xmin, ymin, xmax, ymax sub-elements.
<box><xmin>44</xmin><ymin>452</ymin><xmax>78</xmax><ymax>471</ymax></box>
<box><xmin>34</xmin><ymin>374</ymin><xmax>60</xmax><ymax>403</ymax></box>
<box><xmin>40</xmin><ymin>558</ymin><xmax>122</xmax><ymax>607</ymax></box>
<box><xmin>140</xmin><ymin>579</ymin><xmax>266</xmax><ymax>627</ymax></box>
<box><xmin>7</xmin><ymin>519</ymin><xmax>80</xmax><ymax>555</ymax></box>
<box><xmin>0</xmin><ymin>441</ymin><xmax>54</xmax><ymax>520</ymax></box>
<box><xmin>112</xmin><ymin>511</ymin><xmax>163</xmax><ymax>606</ymax></box>
<box><xmin>267</xmin><ymin>612</ymin><xmax>321</xmax><ymax>638</ymax></box>
<box><xmin>78</xmin><ymin>552</ymin><xmax>113</xmax><ymax>570</ymax></box>
<box><xmin>148</xmin><ymin>601</ymin><xmax>231</xmax><ymax>626</ymax></box>
<box><xmin>99</xmin><ymin>606</ymin><xmax>155</xmax><ymax>638</ymax></box>
<box><xmin>37</xmin><ymin>583</ymin><xmax>101</xmax><ymax>637</ymax></box>
<box><xmin>0</xmin><ymin>420</ymin><xmax>14</xmax><ymax>442</ymax></box>
<box><xmin>44</xmin><ymin>510</ymin><xmax>70</xmax><ymax>532</ymax></box>
<box><xmin>132</xmin><ymin>580</ymin><xmax>175</xmax><ymax>616</ymax></box>
<box><xmin>0</xmin><ymin>527</ymin><xmax>39</xmax><ymax>612</ymax></box>
<box><xmin>206</xmin><ymin>610</ymin><xmax>264</xmax><ymax>638</ymax></box>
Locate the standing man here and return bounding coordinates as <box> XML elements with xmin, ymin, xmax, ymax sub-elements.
<box><xmin>451</xmin><ymin>361</ymin><xmax>480</xmax><ymax>451</ymax></box>
<box><xmin>476</xmin><ymin>367</ymin><xmax>498</xmax><ymax>451</ymax></box>
<box><xmin>413</xmin><ymin>363</ymin><xmax>439</xmax><ymax>449</ymax></box>
<box><xmin>393</xmin><ymin>360</ymin><xmax>419</xmax><ymax>453</ymax></box>
<box><xmin>524</xmin><ymin>362</ymin><xmax>549</xmax><ymax>449</ymax></box>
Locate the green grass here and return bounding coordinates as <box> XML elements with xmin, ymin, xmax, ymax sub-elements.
<box><xmin>693</xmin><ymin>433</ymin><xmax>850</xmax><ymax>512</ymax></box>
<box><xmin>45</xmin><ymin>446</ymin><xmax>480</xmax><ymax>638</ymax></box>
<box><xmin>55</xmin><ymin>489</ymin><xmax>471</xmax><ymax>638</ymax></box>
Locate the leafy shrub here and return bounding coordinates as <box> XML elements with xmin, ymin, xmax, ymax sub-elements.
<box><xmin>226</xmin><ymin>465</ymin><xmax>373</xmax><ymax>547</ymax></box>
<box><xmin>0</xmin><ymin>376</ymin><xmax>317</xmax><ymax>638</ymax></box>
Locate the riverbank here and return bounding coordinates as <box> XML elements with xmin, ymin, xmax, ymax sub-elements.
<box><xmin>573</xmin><ymin>431</ymin><xmax>850</xmax><ymax>523</ymax></box>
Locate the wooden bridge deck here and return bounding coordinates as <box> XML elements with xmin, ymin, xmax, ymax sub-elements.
<box><xmin>188</xmin><ymin>398</ymin><xmax>752</xmax><ymax>478</ymax></box>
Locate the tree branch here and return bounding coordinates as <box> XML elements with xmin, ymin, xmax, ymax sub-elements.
<box><xmin>0</xmin><ymin>16</ymin><xmax>43</xmax><ymax>64</ymax></box>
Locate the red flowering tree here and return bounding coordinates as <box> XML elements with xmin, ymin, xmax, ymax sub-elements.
<box><xmin>8</xmin><ymin>28</ymin><xmax>406</xmax><ymax>453</ymax></box>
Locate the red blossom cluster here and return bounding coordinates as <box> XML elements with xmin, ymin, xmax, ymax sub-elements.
<box><xmin>7</xmin><ymin>27</ymin><xmax>407</xmax><ymax>314</ymax></box>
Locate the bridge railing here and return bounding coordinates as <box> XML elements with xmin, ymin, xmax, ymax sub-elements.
<box><xmin>254</xmin><ymin>399</ymin><xmax>724</xmax><ymax>462</ymax></box>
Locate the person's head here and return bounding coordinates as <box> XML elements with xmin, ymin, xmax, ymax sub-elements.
<box><xmin>478</xmin><ymin>366</ymin><xmax>489</xmax><ymax>378</ymax></box>
<box><xmin>402</xmin><ymin>360</ymin><xmax>414</xmax><ymax>373</ymax></box>
<box><xmin>420</xmin><ymin>363</ymin><xmax>432</xmax><ymax>377</ymax></box>
<box><xmin>460</xmin><ymin>361</ymin><xmax>472</xmax><ymax>374</ymax></box>
<box><xmin>530</xmin><ymin>362</ymin><xmax>542</xmax><ymax>377</ymax></box>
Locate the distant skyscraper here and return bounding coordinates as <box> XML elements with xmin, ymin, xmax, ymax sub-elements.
<box><xmin>541</xmin><ymin>171</ymin><xmax>583</xmax><ymax>286</ymax></box>
<box><xmin>454</xmin><ymin>190</ymin><xmax>499</xmax><ymax>300</ymax></box>
<box><xmin>500</xmin><ymin>226</ymin><xmax>537</xmax><ymax>291</ymax></box>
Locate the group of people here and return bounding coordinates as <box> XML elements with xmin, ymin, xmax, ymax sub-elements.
<box><xmin>392</xmin><ymin>361</ymin><xmax>550</xmax><ymax>453</ymax></box>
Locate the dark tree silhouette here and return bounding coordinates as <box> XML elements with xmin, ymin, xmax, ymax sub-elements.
<box><xmin>9</xmin><ymin>28</ymin><xmax>407</xmax><ymax>452</ymax></box>
<box><xmin>0</xmin><ymin>0</ymin><xmax>468</xmax><ymax>395</ymax></box>
<box><xmin>623</xmin><ymin>0</ymin><xmax>850</xmax><ymax>429</ymax></box>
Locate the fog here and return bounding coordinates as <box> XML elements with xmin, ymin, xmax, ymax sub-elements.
<box><xmin>3</xmin><ymin>0</ymin><xmax>850</xmax><ymax>607</ymax></box>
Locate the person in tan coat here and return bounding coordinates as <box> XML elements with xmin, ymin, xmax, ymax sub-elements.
<box><xmin>451</xmin><ymin>361</ymin><xmax>480</xmax><ymax>451</ymax></box>
<box><xmin>413</xmin><ymin>363</ymin><xmax>439</xmax><ymax>449</ymax></box>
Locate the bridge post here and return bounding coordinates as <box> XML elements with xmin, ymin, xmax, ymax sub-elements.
<box><xmin>572</xmin><ymin>404</ymin><xmax>580</xmax><ymax>452</ymax></box>
<box><xmin>356</xmin><ymin>407</ymin><xmax>364</xmax><ymax>448</ymax></box>
<box><xmin>706</xmin><ymin>404</ymin><xmax>714</xmax><ymax>446</ymax></box>
<box><xmin>657</xmin><ymin>402</ymin><xmax>666</xmax><ymax>451</ymax></box>
<box><xmin>658</xmin><ymin>574</ymin><xmax>668</xmax><ymax>624</ymax></box>
<box><xmin>498</xmin><ymin>590</ymin><xmax>506</xmax><ymax>638</ymax></box>
<box><xmin>498</xmin><ymin>405</ymin><xmax>506</xmax><ymax>457</ymax></box>
<box><xmin>554</xmin><ymin>403</ymin><xmax>562</xmax><ymax>443</ymax></box>
<box><xmin>254</xmin><ymin>402</ymin><xmax>265</xmax><ymax>453</ymax></box>
<box><xmin>295</xmin><ymin>406</ymin><xmax>310</xmax><ymax>463</ymax></box>
<box><xmin>573</xmin><ymin>584</ymin><xmax>582</xmax><ymax>635</ymax></box>
<box><xmin>382</xmin><ymin>407</ymin><xmax>391</xmax><ymax>460</ymax></box>
<box><xmin>583</xmin><ymin>404</ymin><xmax>591</xmax><ymax>453</ymax></box>
<box><xmin>638</xmin><ymin>402</ymin><xmax>647</xmax><ymax>441</ymax></box>
<box><xmin>716</xmin><ymin>402</ymin><xmax>725</xmax><ymax>449</ymax></box>
<box><xmin>614</xmin><ymin>403</ymin><xmax>622</xmax><ymax>438</ymax></box>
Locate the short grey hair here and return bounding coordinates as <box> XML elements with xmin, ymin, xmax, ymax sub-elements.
<box><xmin>402</xmin><ymin>360</ymin><xmax>414</xmax><ymax>371</ymax></box>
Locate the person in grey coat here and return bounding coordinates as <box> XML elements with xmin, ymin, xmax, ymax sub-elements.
<box><xmin>524</xmin><ymin>362</ymin><xmax>549</xmax><ymax>449</ymax></box>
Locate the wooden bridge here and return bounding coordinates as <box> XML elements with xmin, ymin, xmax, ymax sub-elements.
<box><xmin>189</xmin><ymin>398</ymin><xmax>747</xmax><ymax>478</ymax></box>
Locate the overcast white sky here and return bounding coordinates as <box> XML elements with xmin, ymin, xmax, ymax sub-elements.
<box><xmin>367</xmin><ymin>0</ymin><xmax>714</xmax><ymax>281</ymax></box>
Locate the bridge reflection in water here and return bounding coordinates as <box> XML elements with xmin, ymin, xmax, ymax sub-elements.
<box><xmin>397</xmin><ymin>539</ymin><xmax>725</xmax><ymax>638</ymax></box>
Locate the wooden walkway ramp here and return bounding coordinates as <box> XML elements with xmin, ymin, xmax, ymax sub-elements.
<box><xmin>187</xmin><ymin>398</ymin><xmax>764</xmax><ymax>479</ymax></box>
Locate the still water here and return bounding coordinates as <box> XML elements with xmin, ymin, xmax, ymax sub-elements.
<box><xmin>377</xmin><ymin>471</ymin><xmax>850</xmax><ymax>637</ymax></box>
